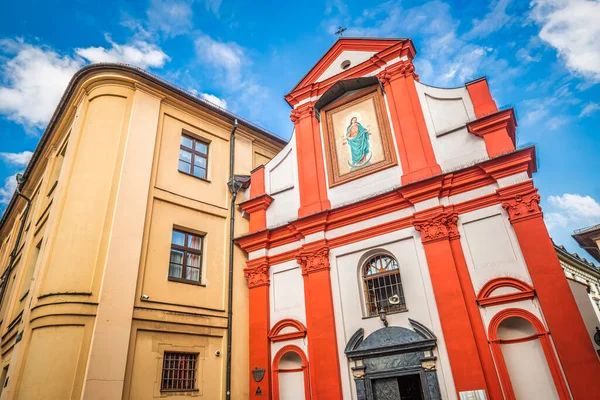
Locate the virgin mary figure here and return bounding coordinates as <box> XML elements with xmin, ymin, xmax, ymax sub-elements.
<box><xmin>344</xmin><ymin>116</ymin><xmax>370</xmax><ymax>167</ymax></box>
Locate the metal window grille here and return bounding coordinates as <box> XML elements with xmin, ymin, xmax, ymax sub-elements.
<box><xmin>161</xmin><ymin>352</ymin><xmax>198</xmax><ymax>391</ymax></box>
<box><xmin>363</xmin><ymin>254</ymin><xmax>406</xmax><ymax>316</ymax></box>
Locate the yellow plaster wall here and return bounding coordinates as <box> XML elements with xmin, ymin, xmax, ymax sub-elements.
<box><xmin>155</xmin><ymin>107</ymin><xmax>230</xmax><ymax>209</ymax></box>
<box><xmin>125</xmin><ymin>326</ymin><xmax>225</xmax><ymax>399</ymax></box>
<box><xmin>0</xmin><ymin>69</ymin><xmax>285</xmax><ymax>400</ymax></box>
<box><xmin>39</xmin><ymin>86</ymin><xmax>132</xmax><ymax>296</ymax></box>
<box><xmin>16</xmin><ymin>325</ymin><xmax>85</xmax><ymax>399</ymax></box>
<box><xmin>138</xmin><ymin>198</ymin><xmax>228</xmax><ymax>310</ymax></box>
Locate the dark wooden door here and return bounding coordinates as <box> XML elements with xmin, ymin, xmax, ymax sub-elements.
<box><xmin>373</xmin><ymin>377</ymin><xmax>400</xmax><ymax>400</ymax></box>
<box><xmin>398</xmin><ymin>374</ymin><xmax>424</xmax><ymax>400</ymax></box>
<box><xmin>372</xmin><ymin>374</ymin><xmax>425</xmax><ymax>400</ymax></box>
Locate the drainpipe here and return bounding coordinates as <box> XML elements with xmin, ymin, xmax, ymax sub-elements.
<box><xmin>0</xmin><ymin>175</ymin><xmax>32</xmax><ymax>309</ymax></box>
<box><xmin>225</xmin><ymin>119</ymin><xmax>241</xmax><ymax>400</ymax></box>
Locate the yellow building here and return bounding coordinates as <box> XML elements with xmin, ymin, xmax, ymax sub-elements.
<box><xmin>0</xmin><ymin>64</ymin><xmax>284</xmax><ymax>399</ymax></box>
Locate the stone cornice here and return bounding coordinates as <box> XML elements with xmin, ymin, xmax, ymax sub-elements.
<box><xmin>467</xmin><ymin>108</ymin><xmax>516</xmax><ymax>144</ymax></box>
<box><xmin>239</xmin><ymin>194</ymin><xmax>273</xmax><ymax>214</ymax></box>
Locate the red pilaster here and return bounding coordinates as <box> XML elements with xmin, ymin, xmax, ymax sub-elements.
<box><xmin>239</xmin><ymin>195</ymin><xmax>273</xmax><ymax>233</ymax></box>
<box><xmin>448</xmin><ymin>237</ymin><xmax>504</xmax><ymax>400</ymax></box>
<box><xmin>295</xmin><ymin>242</ymin><xmax>343</xmax><ymax>399</ymax></box>
<box><xmin>466</xmin><ymin>77</ymin><xmax>498</xmax><ymax>118</ymax></box>
<box><xmin>499</xmin><ymin>183</ymin><xmax>600</xmax><ymax>399</ymax></box>
<box><xmin>378</xmin><ymin>62</ymin><xmax>441</xmax><ymax>185</ymax></box>
<box><xmin>244</xmin><ymin>257</ymin><xmax>271</xmax><ymax>399</ymax></box>
<box><xmin>240</xmin><ymin>166</ymin><xmax>273</xmax><ymax>233</ymax></box>
<box><xmin>291</xmin><ymin>104</ymin><xmax>331</xmax><ymax>218</ymax></box>
<box><xmin>468</xmin><ymin>109</ymin><xmax>516</xmax><ymax>158</ymax></box>
<box><xmin>413</xmin><ymin>209</ymin><xmax>489</xmax><ymax>396</ymax></box>
<box><xmin>250</xmin><ymin>165</ymin><xmax>266</xmax><ymax>198</ymax></box>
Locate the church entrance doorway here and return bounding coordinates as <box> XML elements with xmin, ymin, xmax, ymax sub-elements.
<box><xmin>372</xmin><ymin>373</ymin><xmax>424</xmax><ymax>400</ymax></box>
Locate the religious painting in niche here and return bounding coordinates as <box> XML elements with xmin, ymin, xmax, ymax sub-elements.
<box><xmin>321</xmin><ymin>86</ymin><xmax>397</xmax><ymax>187</ymax></box>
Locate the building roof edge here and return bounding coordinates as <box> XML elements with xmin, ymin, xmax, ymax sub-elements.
<box><xmin>0</xmin><ymin>62</ymin><xmax>288</xmax><ymax>231</ymax></box>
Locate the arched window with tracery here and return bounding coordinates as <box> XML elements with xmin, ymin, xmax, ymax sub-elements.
<box><xmin>362</xmin><ymin>254</ymin><xmax>406</xmax><ymax>316</ymax></box>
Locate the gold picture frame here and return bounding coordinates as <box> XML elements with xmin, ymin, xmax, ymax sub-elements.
<box><xmin>321</xmin><ymin>85</ymin><xmax>397</xmax><ymax>187</ymax></box>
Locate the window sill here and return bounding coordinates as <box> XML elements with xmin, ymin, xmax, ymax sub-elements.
<box><xmin>160</xmin><ymin>388</ymin><xmax>199</xmax><ymax>393</ymax></box>
<box><xmin>178</xmin><ymin>170</ymin><xmax>211</xmax><ymax>183</ymax></box>
<box><xmin>362</xmin><ymin>307</ymin><xmax>409</xmax><ymax>320</ymax></box>
<box><xmin>168</xmin><ymin>276</ymin><xmax>206</xmax><ymax>287</ymax></box>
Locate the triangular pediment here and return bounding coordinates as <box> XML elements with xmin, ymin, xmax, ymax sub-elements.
<box><xmin>290</xmin><ymin>38</ymin><xmax>411</xmax><ymax>93</ymax></box>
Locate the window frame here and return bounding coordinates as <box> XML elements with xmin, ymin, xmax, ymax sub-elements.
<box><xmin>169</xmin><ymin>229</ymin><xmax>204</xmax><ymax>286</ymax></box>
<box><xmin>362</xmin><ymin>254</ymin><xmax>407</xmax><ymax>317</ymax></box>
<box><xmin>160</xmin><ymin>351</ymin><xmax>199</xmax><ymax>392</ymax></box>
<box><xmin>178</xmin><ymin>133</ymin><xmax>209</xmax><ymax>181</ymax></box>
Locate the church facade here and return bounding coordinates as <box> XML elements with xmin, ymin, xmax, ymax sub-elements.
<box><xmin>237</xmin><ymin>38</ymin><xmax>600</xmax><ymax>400</ymax></box>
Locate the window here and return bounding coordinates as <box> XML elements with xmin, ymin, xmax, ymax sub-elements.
<box><xmin>178</xmin><ymin>134</ymin><xmax>208</xmax><ymax>180</ymax></box>
<box><xmin>169</xmin><ymin>229</ymin><xmax>203</xmax><ymax>284</ymax></box>
<box><xmin>362</xmin><ymin>254</ymin><xmax>406</xmax><ymax>316</ymax></box>
<box><xmin>161</xmin><ymin>352</ymin><xmax>198</xmax><ymax>391</ymax></box>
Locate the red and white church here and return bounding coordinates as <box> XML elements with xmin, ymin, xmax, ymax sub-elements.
<box><xmin>237</xmin><ymin>38</ymin><xmax>600</xmax><ymax>400</ymax></box>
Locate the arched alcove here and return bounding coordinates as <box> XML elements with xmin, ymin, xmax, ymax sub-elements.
<box><xmin>272</xmin><ymin>345</ymin><xmax>309</xmax><ymax>400</ymax></box>
<box><xmin>488</xmin><ymin>309</ymin><xmax>569</xmax><ymax>400</ymax></box>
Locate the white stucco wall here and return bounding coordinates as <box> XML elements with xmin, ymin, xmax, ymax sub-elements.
<box><xmin>315</xmin><ymin>50</ymin><xmax>378</xmax><ymax>83</ymax></box>
<box><xmin>414</xmin><ymin>82</ymin><xmax>488</xmax><ymax>172</ymax></box>
<box><xmin>458</xmin><ymin>204</ymin><xmax>533</xmax><ymax>294</ymax></box>
<box><xmin>269</xmin><ymin>260</ymin><xmax>308</xmax><ymax>361</ymax></box>
<box><xmin>501</xmin><ymin>340</ymin><xmax>560</xmax><ymax>400</ymax></box>
<box><xmin>264</xmin><ymin>135</ymin><xmax>300</xmax><ymax>228</ymax></box>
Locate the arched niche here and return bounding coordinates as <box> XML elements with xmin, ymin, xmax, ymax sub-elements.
<box><xmin>488</xmin><ymin>308</ymin><xmax>570</xmax><ymax>400</ymax></box>
<box><xmin>476</xmin><ymin>277</ymin><xmax>535</xmax><ymax>307</ymax></box>
<box><xmin>268</xmin><ymin>319</ymin><xmax>307</xmax><ymax>342</ymax></box>
<box><xmin>272</xmin><ymin>345</ymin><xmax>310</xmax><ymax>400</ymax></box>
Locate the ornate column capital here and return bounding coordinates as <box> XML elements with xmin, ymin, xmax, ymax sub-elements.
<box><xmin>296</xmin><ymin>246</ymin><xmax>330</xmax><ymax>275</ymax></box>
<box><xmin>290</xmin><ymin>103</ymin><xmax>314</xmax><ymax>124</ymax></box>
<box><xmin>413</xmin><ymin>212</ymin><xmax>459</xmax><ymax>244</ymax></box>
<box><xmin>501</xmin><ymin>192</ymin><xmax>542</xmax><ymax>223</ymax></box>
<box><xmin>244</xmin><ymin>257</ymin><xmax>270</xmax><ymax>288</ymax></box>
<box><xmin>376</xmin><ymin>60</ymin><xmax>419</xmax><ymax>85</ymax></box>
<box><xmin>376</xmin><ymin>69</ymin><xmax>393</xmax><ymax>85</ymax></box>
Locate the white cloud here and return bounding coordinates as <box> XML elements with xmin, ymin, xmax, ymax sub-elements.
<box><xmin>579</xmin><ymin>102</ymin><xmax>600</xmax><ymax>117</ymax></box>
<box><xmin>521</xmin><ymin>83</ymin><xmax>580</xmax><ymax>130</ymax></box>
<box><xmin>199</xmin><ymin>93</ymin><xmax>227</xmax><ymax>109</ymax></box>
<box><xmin>516</xmin><ymin>47</ymin><xmax>542</xmax><ymax>63</ymax></box>
<box><xmin>545</xmin><ymin>212</ymin><xmax>569</xmax><ymax>230</ymax></box>
<box><xmin>321</xmin><ymin>1</ymin><xmax>519</xmax><ymax>88</ymax></box>
<box><xmin>143</xmin><ymin>0</ymin><xmax>222</xmax><ymax>37</ymax></box>
<box><xmin>194</xmin><ymin>34</ymin><xmax>244</xmax><ymax>84</ymax></box>
<box><xmin>545</xmin><ymin>193</ymin><xmax>600</xmax><ymax>230</ymax></box>
<box><xmin>0</xmin><ymin>174</ymin><xmax>17</xmax><ymax>205</ymax></box>
<box><xmin>466</xmin><ymin>0</ymin><xmax>514</xmax><ymax>38</ymax></box>
<box><xmin>75</xmin><ymin>34</ymin><xmax>170</xmax><ymax>69</ymax></box>
<box><xmin>204</xmin><ymin>0</ymin><xmax>222</xmax><ymax>15</ymax></box>
<box><xmin>0</xmin><ymin>36</ymin><xmax>169</xmax><ymax>129</ymax></box>
<box><xmin>530</xmin><ymin>0</ymin><xmax>600</xmax><ymax>83</ymax></box>
<box><xmin>147</xmin><ymin>0</ymin><xmax>194</xmax><ymax>37</ymax></box>
<box><xmin>0</xmin><ymin>39</ymin><xmax>83</xmax><ymax>129</ymax></box>
<box><xmin>0</xmin><ymin>151</ymin><xmax>33</xmax><ymax>167</ymax></box>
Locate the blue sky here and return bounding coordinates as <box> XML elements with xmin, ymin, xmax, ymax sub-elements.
<box><xmin>0</xmin><ymin>0</ymin><xmax>599</xmax><ymax>258</ymax></box>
